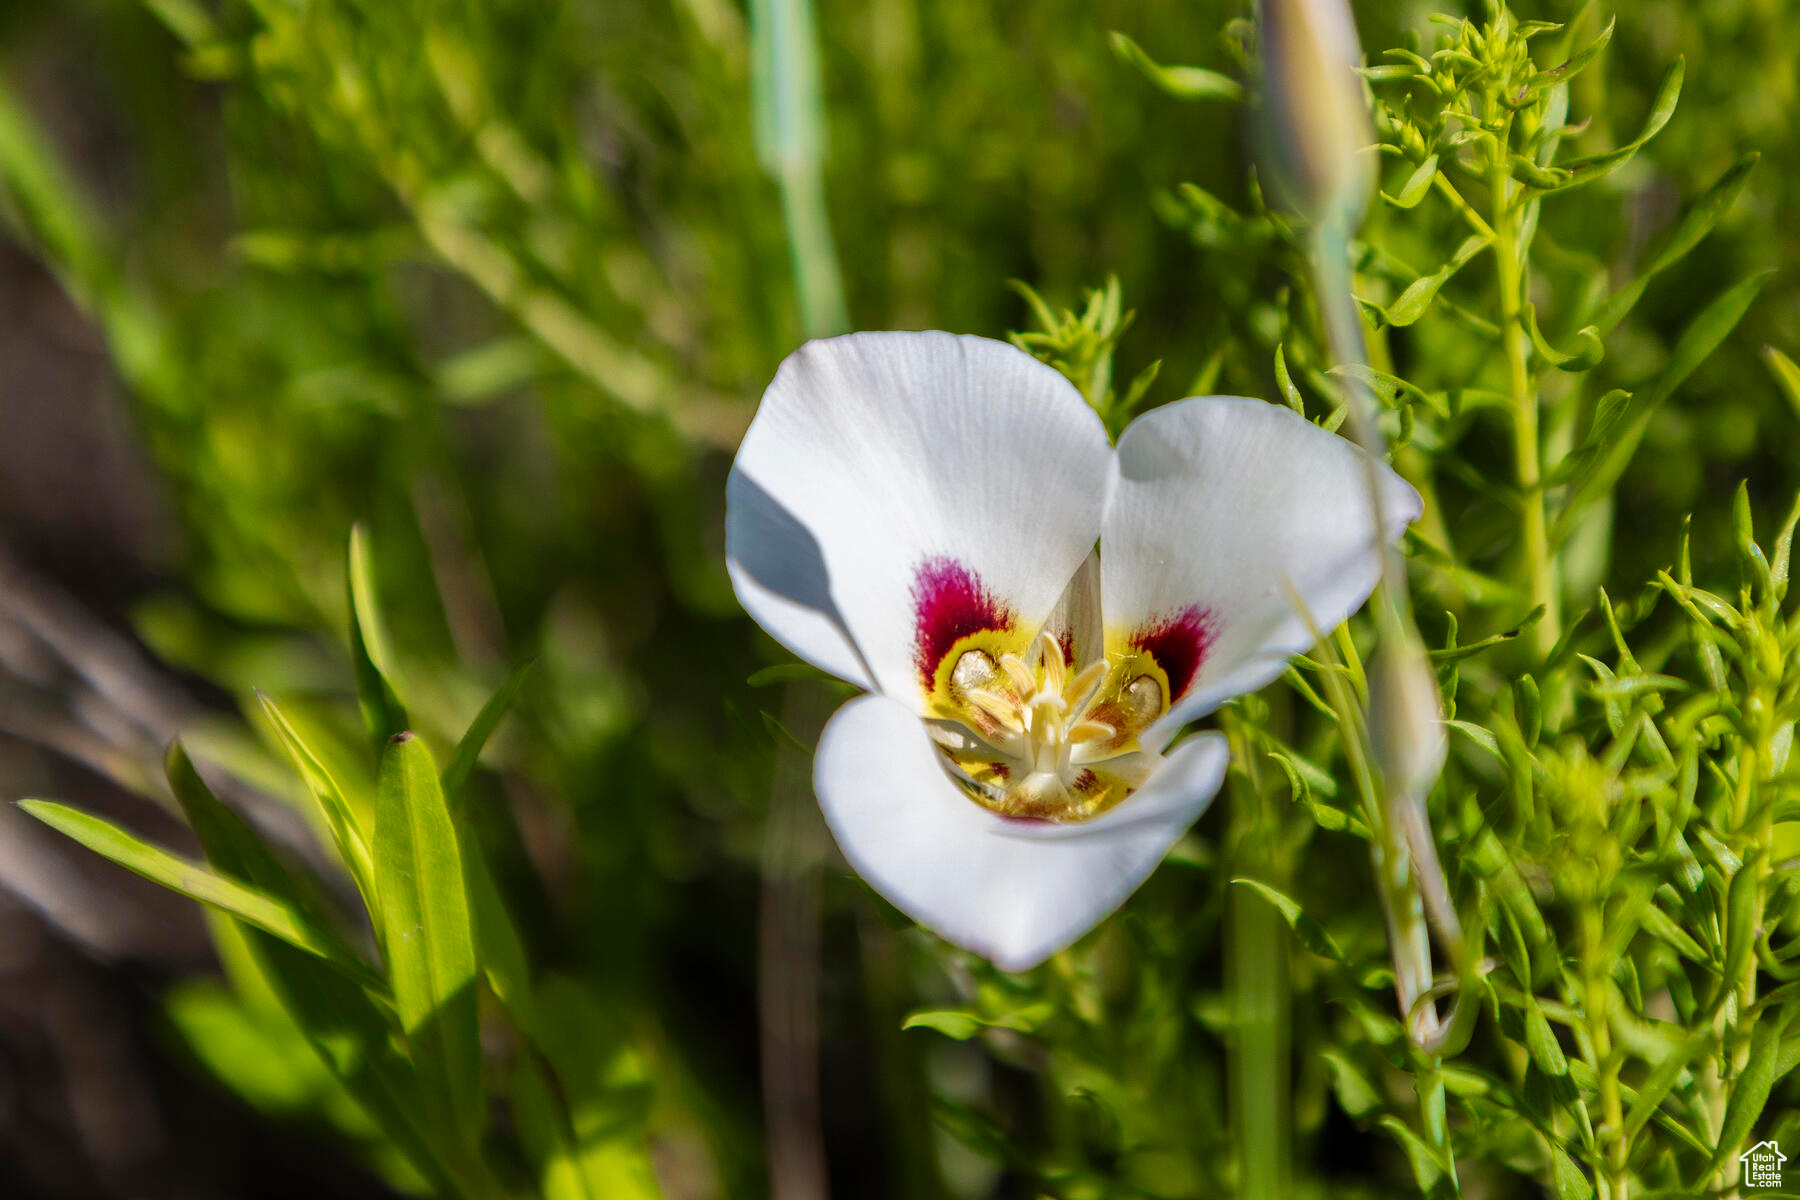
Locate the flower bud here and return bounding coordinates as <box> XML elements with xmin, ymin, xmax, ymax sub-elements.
<box><xmin>1255</xmin><ymin>0</ymin><xmax>1377</xmax><ymax>231</ymax></box>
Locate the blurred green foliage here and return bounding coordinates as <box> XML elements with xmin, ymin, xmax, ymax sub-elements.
<box><xmin>4</xmin><ymin>0</ymin><xmax>1800</xmax><ymax>1197</ymax></box>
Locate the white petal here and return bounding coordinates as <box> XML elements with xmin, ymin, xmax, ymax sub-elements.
<box><xmin>814</xmin><ymin>694</ymin><xmax>1225</xmax><ymax>971</ymax></box>
<box><xmin>1101</xmin><ymin>397</ymin><xmax>1420</xmax><ymax>748</ymax></box>
<box><xmin>726</xmin><ymin>333</ymin><xmax>1112</xmax><ymax>702</ymax></box>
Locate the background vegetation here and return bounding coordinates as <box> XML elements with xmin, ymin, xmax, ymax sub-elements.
<box><xmin>0</xmin><ymin>0</ymin><xmax>1797</xmax><ymax>1197</ymax></box>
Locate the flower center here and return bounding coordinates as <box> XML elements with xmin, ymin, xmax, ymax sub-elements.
<box><xmin>926</xmin><ymin>634</ymin><xmax>1167</xmax><ymax>822</ymax></box>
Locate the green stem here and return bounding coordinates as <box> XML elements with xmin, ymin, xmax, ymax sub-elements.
<box><xmin>1585</xmin><ymin>903</ymin><xmax>1627</xmax><ymax>1200</ymax></box>
<box><xmin>1226</xmin><ymin>723</ymin><xmax>1290</xmax><ymax>1200</ymax></box>
<box><xmin>1489</xmin><ymin>137</ymin><xmax>1560</xmax><ymax>660</ymax></box>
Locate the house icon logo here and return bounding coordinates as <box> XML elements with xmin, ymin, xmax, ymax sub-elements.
<box><xmin>1742</xmin><ymin>1140</ymin><xmax>1786</xmax><ymax>1189</ymax></box>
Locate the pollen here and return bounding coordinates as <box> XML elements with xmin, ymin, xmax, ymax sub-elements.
<box><xmin>928</xmin><ymin>634</ymin><xmax>1167</xmax><ymax>822</ymax></box>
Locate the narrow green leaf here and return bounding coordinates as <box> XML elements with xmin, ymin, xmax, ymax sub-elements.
<box><xmin>348</xmin><ymin>524</ymin><xmax>409</xmax><ymax>751</ymax></box>
<box><xmin>1524</xmin><ymin>999</ymin><xmax>1570</xmax><ymax>1078</ymax></box>
<box><xmin>1769</xmin><ymin>488</ymin><xmax>1800</xmax><ymax>597</ymax></box>
<box><xmin>1556</xmin><ymin>270</ymin><xmax>1774</xmax><ymax>541</ymax></box>
<box><xmin>1621</xmin><ymin>1031</ymin><xmax>1708</xmax><ymax>1146</ymax></box>
<box><xmin>1382</xmin><ymin>155</ymin><xmax>1438</xmax><ymax>210</ymax></box>
<box><xmin>1320</xmin><ymin>1050</ymin><xmax>1382</xmax><ymax>1117</ymax></box>
<box><xmin>1767</xmin><ymin>345</ymin><xmax>1800</xmax><ymax>429</ymax></box>
<box><xmin>441</xmin><ymin>660</ymin><xmax>536</xmax><ymax>806</ymax></box>
<box><xmin>1639</xmin><ymin>901</ymin><xmax>1709</xmax><ymax>965</ymax></box>
<box><xmin>1384</xmin><ymin>234</ymin><xmax>1490</xmax><ymax>327</ymax></box>
<box><xmin>1528</xmin><ymin>16</ymin><xmax>1614</xmax><ymax>87</ymax></box>
<box><xmin>1549</xmin><ymin>58</ymin><xmax>1684</xmax><ymax>192</ymax></box>
<box><xmin>1109</xmin><ymin>32</ymin><xmax>1243</xmax><ymax>103</ymax></box>
<box><xmin>1377</xmin><ymin>1116</ymin><xmax>1448</xmax><ymax>1194</ymax></box>
<box><xmin>18</xmin><ymin>799</ymin><xmax>373</xmax><ymax>982</ymax></box>
<box><xmin>1524</xmin><ymin>302</ymin><xmax>1603</xmax><ymax>372</ymax></box>
<box><xmin>1273</xmin><ymin>343</ymin><xmax>1304</xmax><ymax>414</ymax></box>
<box><xmin>1230</xmin><ymin>877</ymin><xmax>1343</xmax><ymax>961</ymax></box>
<box><xmin>1548</xmin><ymin>390</ymin><xmax>1633</xmax><ymax>487</ymax></box>
<box><xmin>1595</xmin><ymin>153</ymin><xmax>1759</xmax><ymax>334</ymax></box>
<box><xmin>902</xmin><ymin>1010</ymin><xmax>984</xmax><ymax>1040</ymax></box>
<box><xmin>163</xmin><ymin>742</ymin><xmax>455</xmax><ymax>1191</ymax></box>
<box><xmin>256</xmin><ymin>690</ymin><xmax>376</xmax><ymax>905</ymax></box>
<box><xmin>1709</xmin><ymin>1008</ymin><xmax>1795</xmax><ymax>1171</ymax></box>
<box><xmin>511</xmin><ymin>1053</ymin><xmax>601</xmax><ymax>1200</ymax></box>
<box><xmin>1429</xmin><ymin>606</ymin><xmax>1546</xmax><ymax>664</ymax></box>
<box><xmin>375</xmin><ymin>732</ymin><xmax>484</xmax><ymax>1146</ymax></box>
<box><xmin>1550</xmin><ymin>1143</ymin><xmax>1596</xmax><ymax>1200</ymax></box>
<box><xmin>462</xmin><ymin>829</ymin><xmax>536</xmax><ymax>1038</ymax></box>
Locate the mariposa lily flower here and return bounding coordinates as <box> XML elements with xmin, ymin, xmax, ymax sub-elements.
<box><xmin>727</xmin><ymin>332</ymin><xmax>1418</xmax><ymax>970</ymax></box>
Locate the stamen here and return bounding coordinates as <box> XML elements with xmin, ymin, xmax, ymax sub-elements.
<box><xmin>999</xmin><ymin>653</ymin><xmax>1037</xmax><ymax>696</ymax></box>
<box><xmin>1066</xmin><ymin>660</ymin><xmax>1109</xmax><ymax>712</ymax></box>
<box><xmin>965</xmin><ymin>688</ymin><xmax>1025</xmax><ymax>731</ymax></box>
<box><xmin>1039</xmin><ymin>635</ymin><xmax>1066</xmax><ymax>692</ymax></box>
<box><xmin>1069</xmin><ymin>720</ymin><xmax>1116</xmax><ymax>744</ymax></box>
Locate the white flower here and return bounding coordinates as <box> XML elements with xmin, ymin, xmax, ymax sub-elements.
<box><xmin>727</xmin><ymin>332</ymin><xmax>1418</xmax><ymax>970</ymax></box>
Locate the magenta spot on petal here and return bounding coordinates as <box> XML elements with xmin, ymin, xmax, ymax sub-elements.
<box><xmin>912</xmin><ymin>557</ymin><xmax>1012</xmax><ymax>684</ymax></box>
<box><xmin>1131</xmin><ymin>605</ymin><xmax>1217</xmax><ymax>702</ymax></box>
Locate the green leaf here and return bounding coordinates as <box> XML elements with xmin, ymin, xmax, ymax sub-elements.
<box><xmin>1382</xmin><ymin>234</ymin><xmax>1490</xmax><ymax>327</ymax></box>
<box><xmin>1523</xmin><ymin>302</ymin><xmax>1603</xmax><ymax>372</ymax></box>
<box><xmin>902</xmin><ymin>1010</ymin><xmax>985</xmax><ymax>1040</ymax></box>
<box><xmin>1274</xmin><ymin>343</ymin><xmax>1304</xmax><ymax>414</ymax></box>
<box><xmin>1767</xmin><ymin>345</ymin><xmax>1800</xmax><ymax>428</ymax></box>
<box><xmin>1382</xmin><ymin>155</ymin><xmax>1438</xmax><ymax>210</ymax></box>
<box><xmin>1377</xmin><ymin>1116</ymin><xmax>1449</xmax><ymax>1194</ymax></box>
<box><xmin>163</xmin><ymin>742</ymin><xmax>456</xmax><ymax>1192</ymax></box>
<box><xmin>1528</xmin><ymin>16</ymin><xmax>1614</xmax><ymax>87</ymax></box>
<box><xmin>1549</xmin><ymin>1143</ymin><xmax>1596</xmax><ymax>1200</ymax></box>
<box><xmin>348</xmin><ymin>524</ymin><xmax>409</xmax><ymax>752</ymax></box>
<box><xmin>18</xmin><ymin>799</ymin><xmax>374</xmax><ymax>983</ymax></box>
<box><xmin>1229</xmin><ymin>877</ymin><xmax>1343</xmax><ymax>961</ymax></box>
<box><xmin>1320</xmin><ymin>1050</ymin><xmax>1381</xmax><ymax>1117</ymax></box>
<box><xmin>1708</xmin><ymin>1008</ymin><xmax>1796</xmax><ymax>1172</ymax></box>
<box><xmin>163</xmin><ymin>981</ymin><xmax>335</xmax><ymax>1113</ymax></box>
<box><xmin>1547</xmin><ymin>58</ymin><xmax>1684</xmax><ymax>192</ymax></box>
<box><xmin>463</xmin><ymin>829</ymin><xmax>537</xmax><ymax>1039</ymax></box>
<box><xmin>1523</xmin><ymin>999</ymin><xmax>1570</xmax><ymax>1079</ymax></box>
<box><xmin>1429</xmin><ymin>606</ymin><xmax>1546</xmax><ymax>664</ymax></box>
<box><xmin>1639</xmin><ymin>902</ymin><xmax>1710</xmax><ymax>965</ymax></box>
<box><xmin>256</xmin><ymin>690</ymin><xmax>376</xmax><ymax>906</ymax></box>
<box><xmin>1555</xmin><ymin>270</ymin><xmax>1774</xmax><ymax>542</ymax></box>
<box><xmin>510</xmin><ymin>981</ymin><xmax>660</xmax><ymax>1200</ymax></box>
<box><xmin>1548</xmin><ymin>389</ymin><xmax>1633</xmax><ymax>488</ymax></box>
<box><xmin>441</xmin><ymin>659</ymin><xmax>536</xmax><ymax>806</ymax></box>
<box><xmin>1109</xmin><ymin>32</ymin><xmax>1243</xmax><ymax>103</ymax></box>
<box><xmin>902</xmin><ymin>1002</ymin><xmax>1055</xmax><ymax>1041</ymax></box>
<box><xmin>1621</xmin><ymin>1031</ymin><xmax>1708</xmax><ymax>1146</ymax></box>
<box><xmin>1595</xmin><ymin>153</ymin><xmax>1759</xmax><ymax>334</ymax></box>
<box><xmin>375</xmin><ymin>732</ymin><xmax>484</xmax><ymax>1147</ymax></box>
